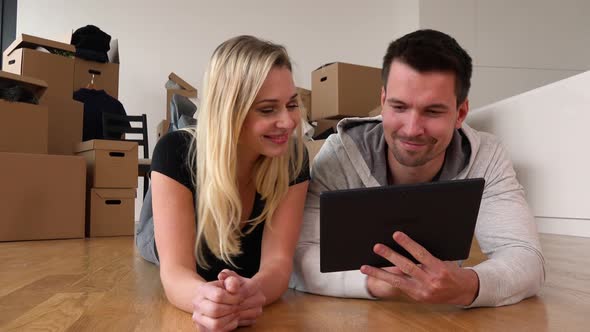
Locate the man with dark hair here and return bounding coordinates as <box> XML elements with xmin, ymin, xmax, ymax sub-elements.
<box><xmin>290</xmin><ymin>29</ymin><xmax>545</xmax><ymax>307</ymax></box>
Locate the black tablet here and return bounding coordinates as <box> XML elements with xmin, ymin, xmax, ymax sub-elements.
<box><xmin>319</xmin><ymin>178</ymin><xmax>485</xmax><ymax>273</ymax></box>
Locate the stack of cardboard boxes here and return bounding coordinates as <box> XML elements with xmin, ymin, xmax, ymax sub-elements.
<box><xmin>0</xmin><ymin>32</ymin><xmax>134</xmax><ymax>241</ymax></box>
<box><xmin>0</xmin><ymin>70</ymin><xmax>85</xmax><ymax>241</ymax></box>
<box><xmin>305</xmin><ymin>62</ymin><xmax>383</xmax><ymax>161</ymax></box>
<box><xmin>75</xmin><ymin>140</ymin><xmax>138</xmax><ymax>237</ymax></box>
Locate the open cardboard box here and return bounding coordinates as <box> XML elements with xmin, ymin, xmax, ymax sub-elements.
<box><xmin>0</xmin><ymin>71</ymin><xmax>49</xmax><ymax>154</ymax></box>
<box><xmin>72</xmin><ymin>38</ymin><xmax>120</xmax><ymax>99</ymax></box>
<box><xmin>2</xmin><ymin>34</ymin><xmax>83</xmax><ymax>155</ymax></box>
<box><xmin>3</xmin><ymin>34</ymin><xmax>76</xmax><ymax>100</ymax></box>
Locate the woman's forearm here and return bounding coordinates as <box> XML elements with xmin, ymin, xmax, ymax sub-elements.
<box><xmin>253</xmin><ymin>258</ymin><xmax>293</xmax><ymax>305</ymax></box>
<box><xmin>160</xmin><ymin>264</ymin><xmax>205</xmax><ymax>312</ymax></box>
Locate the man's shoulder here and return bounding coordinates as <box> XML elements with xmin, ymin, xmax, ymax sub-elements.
<box><xmin>462</xmin><ymin>124</ymin><xmax>504</xmax><ymax>155</ymax></box>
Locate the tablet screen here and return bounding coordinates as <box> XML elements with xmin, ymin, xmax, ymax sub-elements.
<box><xmin>319</xmin><ymin>178</ymin><xmax>485</xmax><ymax>273</ymax></box>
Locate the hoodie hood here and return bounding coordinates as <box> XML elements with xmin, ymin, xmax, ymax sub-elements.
<box><xmin>334</xmin><ymin>115</ymin><xmax>474</xmax><ymax>187</ymax></box>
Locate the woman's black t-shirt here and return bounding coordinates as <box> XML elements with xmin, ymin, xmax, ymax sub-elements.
<box><xmin>151</xmin><ymin>130</ymin><xmax>310</xmax><ymax>281</ymax></box>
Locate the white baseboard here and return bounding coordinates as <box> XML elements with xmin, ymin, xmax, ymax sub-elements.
<box><xmin>536</xmin><ymin>217</ymin><xmax>590</xmax><ymax>238</ymax></box>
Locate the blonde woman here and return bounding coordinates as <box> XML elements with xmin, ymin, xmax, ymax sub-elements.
<box><xmin>136</xmin><ymin>35</ymin><xmax>309</xmax><ymax>331</ymax></box>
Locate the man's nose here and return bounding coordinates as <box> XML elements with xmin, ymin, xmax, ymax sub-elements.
<box><xmin>403</xmin><ymin>111</ymin><xmax>424</xmax><ymax>137</ymax></box>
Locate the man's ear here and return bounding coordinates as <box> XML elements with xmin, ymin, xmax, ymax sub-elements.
<box><xmin>381</xmin><ymin>86</ymin><xmax>386</xmax><ymax>107</ymax></box>
<box><xmin>456</xmin><ymin>98</ymin><xmax>469</xmax><ymax>128</ymax></box>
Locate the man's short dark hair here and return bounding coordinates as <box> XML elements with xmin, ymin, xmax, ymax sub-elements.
<box><xmin>382</xmin><ymin>29</ymin><xmax>473</xmax><ymax>105</ymax></box>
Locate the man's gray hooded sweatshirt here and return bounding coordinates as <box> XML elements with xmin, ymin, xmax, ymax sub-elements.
<box><xmin>289</xmin><ymin>116</ymin><xmax>545</xmax><ymax>308</ymax></box>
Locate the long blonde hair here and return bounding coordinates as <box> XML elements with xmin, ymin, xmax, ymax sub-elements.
<box><xmin>186</xmin><ymin>35</ymin><xmax>304</xmax><ymax>268</ymax></box>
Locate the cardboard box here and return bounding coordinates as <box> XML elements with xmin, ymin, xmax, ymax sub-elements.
<box><xmin>296</xmin><ymin>87</ymin><xmax>311</xmax><ymax>121</ymax></box>
<box><xmin>313</xmin><ymin>119</ymin><xmax>339</xmax><ymax>139</ymax></box>
<box><xmin>368</xmin><ymin>105</ymin><xmax>382</xmax><ymax>117</ymax></box>
<box><xmin>0</xmin><ymin>71</ymin><xmax>49</xmax><ymax>154</ymax></box>
<box><xmin>48</xmin><ymin>98</ymin><xmax>84</xmax><ymax>155</ymax></box>
<box><xmin>2</xmin><ymin>35</ymin><xmax>84</xmax><ymax>155</ymax></box>
<box><xmin>73</xmin><ymin>39</ymin><xmax>120</xmax><ymax>98</ymax></box>
<box><xmin>0</xmin><ymin>152</ymin><xmax>86</xmax><ymax>241</ymax></box>
<box><xmin>305</xmin><ymin>139</ymin><xmax>326</xmax><ymax>163</ymax></box>
<box><xmin>156</xmin><ymin>119</ymin><xmax>170</xmax><ymax>140</ymax></box>
<box><xmin>87</xmin><ymin>188</ymin><xmax>136</xmax><ymax>237</ymax></box>
<box><xmin>73</xmin><ymin>58</ymin><xmax>119</xmax><ymax>99</ymax></box>
<box><xmin>166</xmin><ymin>72</ymin><xmax>198</xmax><ymax>122</ymax></box>
<box><xmin>311</xmin><ymin>62</ymin><xmax>382</xmax><ymax>120</ymax></box>
<box><xmin>2</xmin><ymin>34</ymin><xmax>76</xmax><ymax>101</ymax></box>
<box><xmin>75</xmin><ymin>139</ymin><xmax>138</xmax><ymax>189</ymax></box>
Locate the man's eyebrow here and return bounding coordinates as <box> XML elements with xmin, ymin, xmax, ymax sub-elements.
<box><xmin>426</xmin><ymin>103</ymin><xmax>449</xmax><ymax>110</ymax></box>
<box><xmin>387</xmin><ymin>98</ymin><xmax>450</xmax><ymax>110</ymax></box>
<box><xmin>386</xmin><ymin>98</ymin><xmax>406</xmax><ymax>104</ymax></box>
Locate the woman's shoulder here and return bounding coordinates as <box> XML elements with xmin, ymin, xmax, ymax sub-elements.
<box><xmin>156</xmin><ymin>129</ymin><xmax>194</xmax><ymax>150</ymax></box>
<box><xmin>153</xmin><ymin>130</ymin><xmax>194</xmax><ymax>161</ymax></box>
<box><xmin>151</xmin><ymin>130</ymin><xmax>195</xmax><ymax>192</ymax></box>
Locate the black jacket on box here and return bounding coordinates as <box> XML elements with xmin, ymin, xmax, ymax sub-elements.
<box><xmin>73</xmin><ymin>88</ymin><xmax>129</xmax><ymax>141</ymax></box>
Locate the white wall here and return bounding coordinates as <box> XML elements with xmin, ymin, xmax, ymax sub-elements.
<box><xmin>467</xmin><ymin>71</ymin><xmax>590</xmax><ymax>237</ymax></box>
<box><xmin>16</xmin><ymin>1</ymin><xmax>590</xmax><ymax>236</ymax></box>
<box><xmin>420</xmin><ymin>0</ymin><xmax>590</xmax><ymax>109</ymax></box>
<box><xmin>16</xmin><ymin>0</ymin><xmax>419</xmax><ymax>219</ymax></box>
<box><xmin>419</xmin><ymin>0</ymin><xmax>590</xmax><ymax>236</ymax></box>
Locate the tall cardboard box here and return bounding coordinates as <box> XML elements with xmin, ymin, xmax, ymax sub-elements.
<box><xmin>75</xmin><ymin>139</ymin><xmax>138</xmax><ymax>189</ymax></box>
<box><xmin>73</xmin><ymin>39</ymin><xmax>120</xmax><ymax>99</ymax></box>
<box><xmin>87</xmin><ymin>188</ymin><xmax>136</xmax><ymax>237</ymax></box>
<box><xmin>0</xmin><ymin>152</ymin><xmax>86</xmax><ymax>241</ymax></box>
<box><xmin>0</xmin><ymin>71</ymin><xmax>49</xmax><ymax>154</ymax></box>
<box><xmin>3</xmin><ymin>34</ymin><xmax>84</xmax><ymax>155</ymax></box>
<box><xmin>311</xmin><ymin>62</ymin><xmax>382</xmax><ymax>120</ymax></box>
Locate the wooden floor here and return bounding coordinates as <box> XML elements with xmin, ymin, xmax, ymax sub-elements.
<box><xmin>1</xmin><ymin>233</ymin><xmax>589</xmax><ymax>331</ymax></box>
